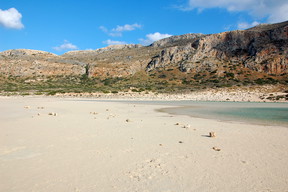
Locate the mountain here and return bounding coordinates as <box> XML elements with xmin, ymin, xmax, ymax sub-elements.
<box><xmin>147</xmin><ymin>21</ymin><xmax>288</xmax><ymax>75</ymax></box>
<box><xmin>0</xmin><ymin>21</ymin><xmax>287</xmax><ymax>94</ymax></box>
<box><xmin>0</xmin><ymin>49</ymin><xmax>85</xmax><ymax>77</ymax></box>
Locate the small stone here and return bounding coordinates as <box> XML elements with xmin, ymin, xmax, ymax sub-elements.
<box><xmin>182</xmin><ymin>124</ymin><xmax>191</xmax><ymax>129</ymax></box>
<box><xmin>209</xmin><ymin>132</ymin><xmax>216</xmax><ymax>137</ymax></box>
<box><xmin>178</xmin><ymin>141</ymin><xmax>183</xmax><ymax>144</ymax></box>
<box><xmin>212</xmin><ymin>147</ymin><xmax>221</xmax><ymax>151</ymax></box>
<box><xmin>126</xmin><ymin>119</ymin><xmax>131</xmax><ymax>122</ymax></box>
<box><xmin>48</xmin><ymin>112</ymin><xmax>57</xmax><ymax>116</ymax></box>
<box><xmin>175</xmin><ymin>123</ymin><xmax>180</xmax><ymax>125</ymax></box>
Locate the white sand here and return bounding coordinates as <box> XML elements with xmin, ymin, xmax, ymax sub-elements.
<box><xmin>0</xmin><ymin>97</ymin><xmax>288</xmax><ymax>192</ymax></box>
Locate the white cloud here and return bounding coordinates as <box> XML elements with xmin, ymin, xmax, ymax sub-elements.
<box><xmin>108</xmin><ymin>32</ymin><xmax>122</xmax><ymax>37</ymax></box>
<box><xmin>100</xmin><ymin>26</ymin><xmax>122</xmax><ymax>36</ymax></box>
<box><xmin>103</xmin><ymin>39</ymin><xmax>127</xmax><ymax>45</ymax></box>
<box><xmin>53</xmin><ymin>40</ymin><xmax>78</xmax><ymax>51</ymax></box>
<box><xmin>224</xmin><ymin>25</ymin><xmax>233</xmax><ymax>31</ymax></box>
<box><xmin>100</xmin><ymin>23</ymin><xmax>142</xmax><ymax>37</ymax></box>
<box><xmin>237</xmin><ymin>21</ymin><xmax>260</xmax><ymax>30</ymax></box>
<box><xmin>99</xmin><ymin>26</ymin><xmax>108</xmax><ymax>33</ymax></box>
<box><xmin>146</xmin><ymin>32</ymin><xmax>172</xmax><ymax>41</ymax></box>
<box><xmin>139</xmin><ymin>32</ymin><xmax>172</xmax><ymax>45</ymax></box>
<box><xmin>0</xmin><ymin>8</ymin><xmax>24</xmax><ymax>29</ymax></box>
<box><xmin>112</xmin><ymin>23</ymin><xmax>142</xmax><ymax>32</ymax></box>
<box><xmin>267</xmin><ymin>3</ymin><xmax>288</xmax><ymax>23</ymax></box>
<box><xmin>183</xmin><ymin>0</ymin><xmax>288</xmax><ymax>23</ymax></box>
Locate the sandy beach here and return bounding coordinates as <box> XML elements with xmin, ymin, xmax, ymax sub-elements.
<box><xmin>1</xmin><ymin>96</ymin><xmax>288</xmax><ymax>192</ymax></box>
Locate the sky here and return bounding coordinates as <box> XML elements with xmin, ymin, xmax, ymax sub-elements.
<box><xmin>0</xmin><ymin>0</ymin><xmax>287</xmax><ymax>55</ymax></box>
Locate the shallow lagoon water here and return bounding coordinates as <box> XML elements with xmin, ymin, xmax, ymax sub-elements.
<box><xmin>156</xmin><ymin>101</ymin><xmax>288</xmax><ymax>127</ymax></box>
<box><xmin>81</xmin><ymin>99</ymin><xmax>288</xmax><ymax>127</ymax></box>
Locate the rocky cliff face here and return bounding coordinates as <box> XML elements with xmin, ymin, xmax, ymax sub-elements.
<box><xmin>0</xmin><ymin>45</ymin><xmax>160</xmax><ymax>79</ymax></box>
<box><xmin>62</xmin><ymin>45</ymin><xmax>160</xmax><ymax>78</ymax></box>
<box><xmin>0</xmin><ymin>21</ymin><xmax>287</xmax><ymax>80</ymax></box>
<box><xmin>146</xmin><ymin>21</ymin><xmax>288</xmax><ymax>75</ymax></box>
<box><xmin>0</xmin><ymin>49</ymin><xmax>85</xmax><ymax>77</ymax></box>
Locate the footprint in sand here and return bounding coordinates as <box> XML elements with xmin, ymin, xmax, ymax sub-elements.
<box><xmin>127</xmin><ymin>158</ymin><xmax>169</xmax><ymax>181</ymax></box>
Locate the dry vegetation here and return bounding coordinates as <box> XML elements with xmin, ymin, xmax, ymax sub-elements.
<box><xmin>0</xmin><ymin>66</ymin><xmax>287</xmax><ymax>99</ymax></box>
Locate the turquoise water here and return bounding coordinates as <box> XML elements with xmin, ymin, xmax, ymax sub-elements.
<box><xmin>157</xmin><ymin>101</ymin><xmax>288</xmax><ymax>127</ymax></box>
<box><xmin>83</xmin><ymin>100</ymin><xmax>288</xmax><ymax>127</ymax></box>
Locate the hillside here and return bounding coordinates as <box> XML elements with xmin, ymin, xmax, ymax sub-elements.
<box><xmin>0</xmin><ymin>21</ymin><xmax>287</xmax><ymax>96</ymax></box>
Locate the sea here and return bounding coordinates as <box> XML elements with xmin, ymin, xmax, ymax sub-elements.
<box><xmin>122</xmin><ymin>100</ymin><xmax>288</xmax><ymax>127</ymax></box>
<box><xmin>86</xmin><ymin>99</ymin><xmax>288</xmax><ymax>127</ymax></box>
<box><xmin>156</xmin><ymin>101</ymin><xmax>288</xmax><ymax>127</ymax></box>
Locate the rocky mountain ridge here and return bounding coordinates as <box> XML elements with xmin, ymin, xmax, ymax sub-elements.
<box><xmin>146</xmin><ymin>21</ymin><xmax>288</xmax><ymax>75</ymax></box>
<box><xmin>0</xmin><ymin>21</ymin><xmax>287</xmax><ymax>81</ymax></box>
<box><xmin>0</xmin><ymin>49</ymin><xmax>85</xmax><ymax>77</ymax></box>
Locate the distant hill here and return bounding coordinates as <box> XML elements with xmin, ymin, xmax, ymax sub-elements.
<box><xmin>0</xmin><ymin>21</ymin><xmax>287</xmax><ymax>94</ymax></box>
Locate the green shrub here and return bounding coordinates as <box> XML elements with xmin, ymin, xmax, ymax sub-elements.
<box><xmin>103</xmin><ymin>78</ymin><xmax>112</xmax><ymax>86</ymax></box>
<box><xmin>210</xmin><ymin>79</ymin><xmax>220</xmax><ymax>83</ymax></box>
<box><xmin>158</xmin><ymin>74</ymin><xmax>166</xmax><ymax>78</ymax></box>
<box><xmin>210</xmin><ymin>70</ymin><xmax>217</xmax><ymax>74</ymax></box>
<box><xmin>225</xmin><ymin>72</ymin><xmax>235</xmax><ymax>78</ymax></box>
<box><xmin>21</xmin><ymin>92</ymin><xmax>30</xmax><ymax>96</ymax></box>
<box><xmin>35</xmin><ymin>92</ymin><xmax>43</xmax><ymax>95</ymax></box>
<box><xmin>139</xmin><ymin>88</ymin><xmax>145</xmax><ymax>92</ymax></box>
<box><xmin>102</xmin><ymin>90</ymin><xmax>110</xmax><ymax>94</ymax></box>
<box><xmin>47</xmin><ymin>91</ymin><xmax>57</xmax><ymax>95</ymax></box>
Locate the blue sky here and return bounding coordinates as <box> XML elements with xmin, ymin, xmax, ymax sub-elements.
<box><xmin>0</xmin><ymin>0</ymin><xmax>287</xmax><ymax>55</ymax></box>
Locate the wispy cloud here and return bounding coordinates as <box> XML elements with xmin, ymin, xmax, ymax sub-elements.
<box><xmin>139</xmin><ymin>32</ymin><xmax>172</xmax><ymax>45</ymax></box>
<box><xmin>112</xmin><ymin>23</ymin><xmax>142</xmax><ymax>32</ymax></box>
<box><xmin>179</xmin><ymin>0</ymin><xmax>288</xmax><ymax>23</ymax></box>
<box><xmin>99</xmin><ymin>26</ymin><xmax>108</xmax><ymax>33</ymax></box>
<box><xmin>108</xmin><ymin>32</ymin><xmax>122</xmax><ymax>37</ymax></box>
<box><xmin>53</xmin><ymin>40</ymin><xmax>78</xmax><ymax>51</ymax></box>
<box><xmin>103</xmin><ymin>39</ymin><xmax>127</xmax><ymax>46</ymax></box>
<box><xmin>237</xmin><ymin>21</ymin><xmax>260</xmax><ymax>30</ymax></box>
<box><xmin>0</xmin><ymin>8</ymin><xmax>24</xmax><ymax>29</ymax></box>
<box><xmin>100</xmin><ymin>23</ymin><xmax>142</xmax><ymax>37</ymax></box>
